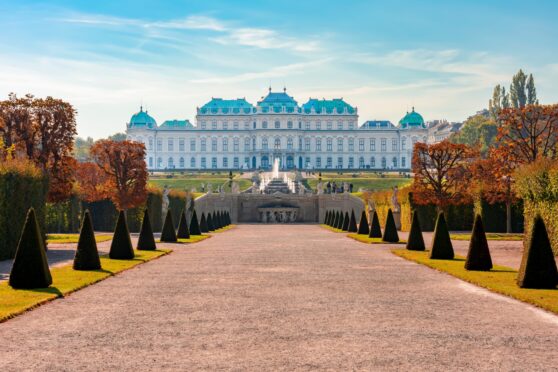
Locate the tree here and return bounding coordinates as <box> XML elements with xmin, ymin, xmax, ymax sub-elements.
<box><xmin>137</xmin><ymin>209</ymin><xmax>157</xmax><ymax>251</ymax></box>
<box><xmin>74</xmin><ymin>136</ymin><xmax>95</xmax><ymax>161</ymax></box>
<box><xmin>406</xmin><ymin>210</ymin><xmax>425</xmax><ymax>251</ymax></box>
<box><xmin>74</xmin><ymin>162</ymin><xmax>109</xmax><ymax>202</ymax></box>
<box><xmin>382</xmin><ymin>209</ymin><xmax>399</xmax><ymax>243</ymax></box>
<box><xmin>465</xmin><ymin>214</ymin><xmax>492</xmax><ymax>271</ymax></box>
<box><xmin>450</xmin><ymin>114</ymin><xmax>497</xmax><ymax>155</ymax></box>
<box><xmin>357</xmin><ymin>211</ymin><xmax>369</xmax><ymax>235</ymax></box>
<box><xmin>73</xmin><ymin>210</ymin><xmax>102</xmax><ymax>270</ymax></box>
<box><xmin>342</xmin><ymin>212</ymin><xmax>349</xmax><ymax>231</ymax></box>
<box><xmin>108</xmin><ymin>132</ymin><xmax>127</xmax><ymax>142</ymax></box>
<box><xmin>430</xmin><ymin>212</ymin><xmax>454</xmax><ymax>260</ymax></box>
<box><xmin>348</xmin><ymin>210</ymin><xmax>358</xmax><ymax>233</ymax></box>
<box><xmin>9</xmin><ymin>208</ymin><xmax>52</xmax><ymax>289</ymax></box>
<box><xmin>369</xmin><ymin>211</ymin><xmax>382</xmax><ymax>238</ymax></box>
<box><xmin>109</xmin><ymin>210</ymin><xmax>134</xmax><ymax>259</ymax></box>
<box><xmin>200</xmin><ymin>213</ymin><xmax>209</xmax><ymax>233</ymax></box>
<box><xmin>161</xmin><ymin>209</ymin><xmax>177</xmax><ymax>242</ymax></box>
<box><xmin>488</xmin><ymin>85</ymin><xmax>503</xmax><ymax>121</ymax></box>
<box><xmin>412</xmin><ymin>140</ymin><xmax>477</xmax><ymax>212</ymax></box>
<box><xmin>90</xmin><ymin>140</ymin><xmax>148</xmax><ymax>210</ymax></box>
<box><xmin>189</xmin><ymin>210</ymin><xmax>202</xmax><ymax>235</ymax></box>
<box><xmin>177</xmin><ymin>209</ymin><xmax>190</xmax><ymax>239</ymax></box>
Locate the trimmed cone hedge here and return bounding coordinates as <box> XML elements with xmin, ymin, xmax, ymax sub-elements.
<box><xmin>357</xmin><ymin>211</ymin><xmax>369</xmax><ymax>235</ymax></box>
<box><xmin>382</xmin><ymin>209</ymin><xmax>399</xmax><ymax>243</ymax></box>
<box><xmin>406</xmin><ymin>210</ymin><xmax>425</xmax><ymax>251</ymax></box>
<box><xmin>200</xmin><ymin>213</ymin><xmax>209</xmax><ymax>233</ymax></box>
<box><xmin>324</xmin><ymin>211</ymin><xmax>329</xmax><ymax>225</ymax></box>
<box><xmin>348</xmin><ymin>210</ymin><xmax>358</xmax><ymax>233</ymax></box>
<box><xmin>333</xmin><ymin>211</ymin><xmax>340</xmax><ymax>229</ymax></box>
<box><xmin>517</xmin><ymin>215</ymin><xmax>558</xmax><ymax>288</ymax></box>
<box><xmin>342</xmin><ymin>212</ymin><xmax>350</xmax><ymax>231</ymax></box>
<box><xmin>137</xmin><ymin>209</ymin><xmax>156</xmax><ymax>251</ymax></box>
<box><xmin>109</xmin><ymin>210</ymin><xmax>134</xmax><ymax>259</ymax></box>
<box><xmin>73</xmin><ymin>210</ymin><xmax>102</xmax><ymax>270</ymax></box>
<box><xmin>430</xmin><ymin>212</ymin><xmax>454</xmax><ymax>260</ymax></box>
<box><xmin>207</xmin><ymin>212</ymin><xmax>215</xmax><ymax>231</ymax></box>
<box><xmin>161</xmin><ymin>209</ymin><xmax>177</xmax><ymax>242</ymax></box>
<box><xmin>369</xmin><ymin>211</ymin><xmax>382</xmax><ymax>238</ymax></box>
<box><xmin>177</xmin><ymin>209</ymin><xmax>190</xmax><ymax>239</ymax></box>
<box><xmin>9</xmin><ymin>208</ymin><xmax>52</xmax><ymax>289</ymax></box>
<box><xmin>190</xmin><ymin>210</ymin><xmax>201</xmax><ymax>235</ymax></box>
<box><xmin>465</xmin><ymin>214</ymin><xmax>492</xmax><ymax>271</ymax></box>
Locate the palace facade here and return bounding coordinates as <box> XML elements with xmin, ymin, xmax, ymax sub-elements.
<box><xmin>126</xmin><ymin>88</ymin><xmax>431</xmax><ymax>171</ymax></box>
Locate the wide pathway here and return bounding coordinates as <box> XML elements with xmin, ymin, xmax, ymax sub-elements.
<box><xmin>1</xmin><ymin>225</ymin><xmax>557</xmax><ymax>370</ymax></box>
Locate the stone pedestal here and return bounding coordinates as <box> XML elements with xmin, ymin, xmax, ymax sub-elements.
<box><xmin>393</xmin><ymin>210</ymin><xmax>402</xmax><ymax>230</ymax></box>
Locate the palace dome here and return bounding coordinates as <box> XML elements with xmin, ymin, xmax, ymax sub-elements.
<box><xmin>398</xmin><ymin>107</ymin><xmax>425</xmax><ymax>129</ymax></box>
<box><xmin>129</xmin><ymin>107</ymin><xmax>157</xmax><ymax>128</ymax></box>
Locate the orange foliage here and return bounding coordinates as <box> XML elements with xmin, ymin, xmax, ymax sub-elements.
<box><xmin>74</xmin><ymin>162</ymin><xmax>110</xmax><ymax>202</ymax></box>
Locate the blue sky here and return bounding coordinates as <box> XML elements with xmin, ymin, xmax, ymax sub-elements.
<box><xmin>1</xmin><ymin>0</ymin><xmax>557</xmax><ymax>138</ymax></box>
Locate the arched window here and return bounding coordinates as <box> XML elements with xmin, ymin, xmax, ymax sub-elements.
<box><xmin>275</xmin><ymin>121</ymin><xmax>280</xmax><ymax>129</ymax></box>
<box><xmin>262</xmin><ymin>121</ymin><xmax>268</xmax><ymax>129</ymax></box>
<box><xmin>157</xmin><ymin>157</ymin><xmax>162</xmax><ymax>168</ymax></box>
<box><xmin>381</xmin><ymin>157</ymin><xmax>386</xmax><ymax>168</ymax></box>
<box><xmin>337</xmin><ymin>138</ymin><xmax>343</xmax><ymax>152</ymax></box>
<box><xmin>168</xmin><ymin>157</ymin><xmax>174</xmax><ymax>168</ymax></box>
<box><xmin>370</xmin><ymin>156</ymin><xmax>375</xmax><ymax>168</ymax></box>
<box><xmin>244</xmin><ymin>137</ymin><xmax>250</xmax><ymax>151</ymax></box>
<box><xmin>287</xmin><ymin>137</ymin><xmax>293</xmax><ymax>150</ymax></box>
<box><xmin>393</xmin><ymin>157</ymin><xmax>398</xmax><ymax>168</ymax></box>
<box><xmin>359</xmin><ymin>156</ymin><xmax>364</xmax><ymax>168</ymax></box>
<box><xmin>274</xmin><ymin>137</ymin><xmax>281</xmax><ymax>149</ymax></box>
<box><xmin>262</xmin><ymin>137</ymin><xmax>268</xmax><ymax>150</ymax></box>
<box><xmin>190</xmin><ymin>157</ymin><xmax>196</xmax><ymax>168</ymax></box>
<box><xmin>179</xmin><ymin>157</ymin><xmax>184</xmax><ymax>168</ymax></box>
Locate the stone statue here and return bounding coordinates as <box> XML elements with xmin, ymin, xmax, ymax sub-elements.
<box><xmin>391</xmin><ymin>186</ymin><xmax>400</xmax><ymax>213</ymax></box>
<box><xmin>162</xmin><ymin>186</ymin><xmax>170</xmax><ymax>217</ymax></box>
<box><xmin>367</xmin><ymin>199</ymin><xmax>376</xmax><ymax>216</ymax></box>
<box><xmin>316</xmin><ymin>181</ymin><xmax>323</xmax><ymax>195</ymax></box>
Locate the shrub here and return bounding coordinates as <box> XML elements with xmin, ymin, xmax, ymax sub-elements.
<box><xmin>190</xmin><ymin>210</ymin><xmax>202</xmax><ymax>235</ymax></box>
<box><xmin>464</xmin><ymin>214</ymin><xmax>492</xmax><ymax>271</ymax></box>
<box><xmin>369</xmin><ymin>211</ymin><xmax>382</xmax><ymax>238</ymax></box>
<box><xmin>207</xmin><ymin>212</ymin><xmax>215</xmax><ymax>231</ymax></box>
<box><xmin>213</xmin><ymin>211</ymin><xmax>221</xmax><ymax>230</ymax></box>
<box><xmin>357</xmin><ymin>211</ymin><xmax>369</xmax><ymax>235</ymax></box>
<box><xmin>430</xmin><ymin>212</ymin><xmax>454</xmax><ymax>259</ymax></box>
<box><xmin>382</xmin><ymin>209</ymin><xmax>399</xmax><ymax>243</ymax></box>
<box><xmin>109</xmin><ymin>210</ymin><xmax>134</xmax><ymax>259</ymax></box>
<box><xmin>334</xmin><ymin>211</ymin><xmax>341</xmax><ymax>229</ymax></box>
<box><xmin>137</xmin><ymin>208</ymin><xmax>156</xmax><ymax>251</ymax></box>
<box><xmin>517</xmin><ymin>215</ymin><xmax>558</xmax><ymax>288</ymax></box>
<box><xmin>406</xmin><ymin>210</ymin><xmax>425</xmax><ymax>251</ymax></box>
<box><xmin>160</xmin><ymin>209</ymin><xmax>177</xmax><ymax>242</ymax></box>
<box><xmin>200</xmin><ymin>213</ymin><xmax>209</xmax><ymax>233</ymax></box>
<box><xmin>9</xmin><ymin>208</ymin><xmax>52</xmax><ymax>289</ymax></box>
<box><xmin>324</xmin><ymin>211</ymin><xmax>330</xmax><ymax>225</ymax></box>
<box><xmin>348</xmin><ymin>210</ymin><xmax>358</xmax><ymax>233</ymax></box>
<box><xmin>73</xmin><ymin>210</ymin><xmax>102</xmax><ymax>270</ymax></box>
<box><xmin>177</xmin><ymin>209</ymin><xmax>190</xmax><ymax>239</ymax></box>
<box><xmin>342</xmin><ymin>212</ymin><xmax>350</xmax><ymax>231</ymax></box>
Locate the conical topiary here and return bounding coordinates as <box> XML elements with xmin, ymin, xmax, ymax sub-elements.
<box><xmin>406</xmin><ymin>210</ymin><xmax>425</xmax><ymax>251</ymax></box>
<box><xmin>348</xmin><ymin>210</ymin><xmax>358</xmax><ymax>233</ymax></box>
<box><xmin>190</xmin><ymin>210</ymin><xmax>202</xmax><ymax>235</ymax></box>
<box><xmin>337</xmin><ymin>211</ymin><xmax>344</xmax><ymax>229</ymax></box>
<box><xmin>137</xmin><ymin>209</ymin><xmax>157</xmax><ymax>251</ymax></box>
<box><xmin>342</xmin><ymin>212</ymin><xmax>350</xmax><ymax>231</ymax></box>
<box><xmin>109</xmin><ymin>210</ymin><xmax>134</xmax><ymax>259</ymax></box>
<box><xmin>382</xmin><ymin>209</ymin><xmax>399</xmax><ymax>243</ymax></box>
<box><xmin>73</xmin><ymin>210</ymin><xmax>102</xmax><ymax>270</ymax></box>
<box><xmin>207</xmin><ymin>212</ymin><xmax>215</xmax><ymax>231</ymax></box>
<box><xmin>369</xmin><ymin>210</ymin><xmax>382</xmax><ymax>238</ymax></box>
<box><xmin>160</xmin><ymin>209</ymin><xmax>177</xmax><ymax>242</ymax></box>
<box><xmin>517</xmin><ymin>215</ymin><xmax>558</xmax><ymax>288</ymax></box>
<box><xmin>357</xmin><ymin>211</ymin><xmax>369</xmax><ymax>235</ymax></box>
<box><xmin>227</xmin><ymin>211</ymin><xmax>232</xmax><ymax>225</ymax></box>
<box><xmin>465</xmin><ymin>214</ymin><xmax>492</xmax><ymax>271</ymax></box>
<box><xmin>430</xmin><ymin>212</ymin><xmax>454</xmax><ymax>259</ymax></box>
<box><xmin>333</xmin><ymin>211</ymin><xmax>340</xmax><ymax>228</ymax></box>
<box><xmin>324</xmin><ymin>211</ymin><xmax>329</xmax><ymax>225</ymax></box>
<box><xmin>212</xmin><ymin>211</ymin><xmax>219</xmax><ymax>230</ymax></box>
<box><xmin>216</xmin><ymin>211</ymin><xmax>222</xmax><ymax>229</ymax></box>
<box><xmin>327</xmin><ymin>211</ymin><xmax>333</xmax><ymax>226</ymax></box>
<box><xmin>177</xmin><ymin>209</ymin><xmax>190</xmax><ymax>239</ymax></box>
<box><xmin>200</xmin><ymin>213</ymin><xmax>209</xmax><ymax>233</ymax></box>
<box><xmin>9</xmin><ymin>208</ymin><xmax>52</xmax><ymax>289</ymax></box>
<box><xmin>222</xmin><ymin>211</ymin><xmax>228</xmax><ymax>226</ymax></box>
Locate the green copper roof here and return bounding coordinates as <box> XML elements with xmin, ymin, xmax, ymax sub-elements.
<box><xmin>257</xmin><ymin>90</ymin><xmax>299</xmax><ymax>113</ymax></box>
<box><xmin>302</xmin><ymin>98</ymin><xmax>355</xmax><ymax>114</ymax></box>
<box><xmin>129</xmin><ymin>107</ymin><xmax>157</xmax><ymax>128</ymax></box>
<box><xmin>200</xmin><ymin>98</ymin><xmax>255</xmax><ymax>114</ymax></box>
<box><xmin>398</xmin><ymin>107</ymin><xmax>426</xmax><ymax>129</ymax></box>
<box><xmin>159</xmin><ymin>120</ymin><xmax>194</xmax><ymax>130</ymax></box>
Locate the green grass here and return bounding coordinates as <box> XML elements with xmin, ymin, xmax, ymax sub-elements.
<box><xmin>392</xmin><ymin>249</ymin><xmax>558</xmax><ymax>315</ymax></box>
<box><xmin>348</xmin><ymin>233</ymin><xmax>406</xmax><ymax>244</ymax></box>
<box><xmin>307</xmin><ymin>177</ymin><xmax>411</xmax><ymax>193</ymax></box>
<box><xmin>149</xmin><ymin>176</ymin><xmax>252</xmax><ymax>193</ymax></box>
<box><xmin>47</xmin><ymin>234</ymin><xmax>113</xmax><ymax>244</ymax></box>
<box><xmin>450</xmin><ymin>233</ymin><xmax>524</xmax><ymax>241</ymax></box>
<box><xmin>158</xmin><ymin>235</ymin><xmax>211</xmax><ymax>244</ymax></box>
<box><xmin>0</xmin><ymin>250</ymin><xmax>170</xmax><ymax>322</ymax></box>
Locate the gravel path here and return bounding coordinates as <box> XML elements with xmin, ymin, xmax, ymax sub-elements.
<box><xmin>1</xmin><ymin>225</ymin><xmax>557</xmax><ymax>371</ymax></box>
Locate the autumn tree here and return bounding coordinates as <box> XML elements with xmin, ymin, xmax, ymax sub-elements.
<box><xmin>74</xmin><ymin>162</ymin><xmax>109</xmax><ymax>202</ymax></box>
<box><xmin>450</xmin><ymin>113</ymin><xmax>497</xmax><ymax>155</ymax></box>
<box><xmin>90</xmin><ymin>140</ymin><xmax>147</xmax><ymax>210</ymax></box>
<box><xmin>412</xmin><ymin>140</ymin><xmax>477</xmax><ymax>212</ymax></box>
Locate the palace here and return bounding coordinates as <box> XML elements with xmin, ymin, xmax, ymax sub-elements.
<box><xmin>126</xmin><ymin>88</ymin><xmax>434</xmax><ymax>171</ymax></box>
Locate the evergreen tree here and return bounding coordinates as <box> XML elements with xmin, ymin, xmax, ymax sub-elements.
<box><xmin>137</xmin><ymin>209</ymin><xmax>157</xmax><ymax>251</ymax></box>
<box><xmin>189</xmin><ymin>210</ymin><xmax>202</xmax><ymax>235</ymax></box>
<box><xmin>510</xmin><ymin>69</ymin><xmax>528</xmax><ymax>108</ymax></box>
<box><xmin>501</xmin><ymin>87</ymin><xmax>510</xmax><ymax>108</ymax></box>
<box><xmin>109</xmin><ymin>210</ymin><xmax>134</xmax><ymax>259</ymax></box>
<box><xmin>73</xmin><ymin>210</ymin><xmax>102</xmax><ymax>269</ymax></box>
<box><xmin>348</xmin><ymin>210</ymin><xmax>358</xmax><ymax>233</ymax></box>
<box><xmin>9</xmin><ymin>208</ymin><xmax>52</xmax><ymax>289</ymax></box>
<box><xmin>517</xmin><ymin>215</ymin><xmax>558</xmax><ymax>288</ymax></box>
<box><xmin>382</xmin><ymin>209</ymin><xmax>399</xmax><ymax>243</ymax></box>
<box><xmin>160</xmin><ymin>209</ymin><xmax>177</xmax><ymax>242</ymax></box>
<box><xmin>429</xmin><ymin>212</ymin><xmax>454</xmax><ymax>259</ymax></box>
<box><xmin>200</xmin><ymin>213</ymin><xmax>209</xmax><ymax>233</ymax></box>
<box><xmin>465</xmin><ymin>214</ymin><xmax>492</xmax><ymax>271</ymax></box>
<box><xmin>406</xmin><ymin>210</ymin><xmax>425</xmax><ymax>251</ymax></box>
<box><xmin>526</xmin><ymin>74</ymin><xmax>538</xmax><ymax>105</ymax></box>
<box><xmin>207</xmin><ymin>212</ymin><xmax>215</xmax><ymax>231</ymax></box>
<box><xmin>342</xmin><ymin>212</ymin><xmax>350</xmax><ymax>231</ymax></box>
<box><xmin>369</xmin><ymin>210</ymin><xmax>382</xmax><ymax>238</ymax></box>
<box><xmin>357</xmin><ymin>211</ymin><xmax>369</xmax><ymax>235</ymax></box>
<box><xmin>177</xmin><ymin>209</ymin><xmax>190</xmax><ymax>239</ymax></box>
<box><xmin>488</xmin><ymin>84</ymin><xmax>502</xmax><ymax>121</ymax></box>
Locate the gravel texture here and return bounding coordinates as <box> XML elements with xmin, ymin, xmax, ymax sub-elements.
<box><xmin>1</xmin><ymin>224</ymin><xmax>557</xmax><ymax>371</ymax></box>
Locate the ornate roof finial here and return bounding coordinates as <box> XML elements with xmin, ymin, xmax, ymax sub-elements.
<box><xmin>283</xmin><ymin>86</ymin><xmax>286</xmax><ymax>93</ymax></box>
<box><xmin>269</xmin><ymin>86</ymin><xmax>272</xmax><ymax>93</ymax></box>
<box><xmin>412</xmin><ymin>106</ymin><xmax>415</xmax><ymax>112</ymax></box>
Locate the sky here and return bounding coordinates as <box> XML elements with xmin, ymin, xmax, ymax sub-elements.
<box><xmin>1</xmin><ymin>0</ymin><xmax>557</xmax><ymax>139</ymax></box>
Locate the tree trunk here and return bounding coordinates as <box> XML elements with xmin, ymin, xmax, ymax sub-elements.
<box><xmin>506</xmin><ymin>201</ymin><xmax>512</xmax><ymax>234</ymax></box>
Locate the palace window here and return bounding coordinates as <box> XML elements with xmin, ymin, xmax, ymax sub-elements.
<box><xmin>201</xmin><ymin>157</ymin><xmax>206</xmax><ymax>168</ymax></box>
<box><xmin>211</xmin><ymin>138</ymin><xmax>217</xmax><ymax>152</ymax></box>
<box><xmin>168</xmin><ymin>138</ymin><xmax>174</xmax><ymax>152</ymax></box>
<box><xmin>327</xmin><ymin>121</ymin><xmax>332</xmax><ymax>130</ymax></box>
<box><xmin>262</xmin><ymin>121</ymin><xmax>268</xmax><ymax>129</ymax></box>
<box><xmin>359</xmin><ymin>156</ymin><xmax>364</xmax><ymax>168</ymax></box>
<box><xmin>381</xmin><ymin>138</ymin><xmax>386</xmax><ymax>152</ymax></box>
<box><xmin>244</xmin><ymin>138</ymin><xmax>250</xmax><ymax>151</ymax></box>
<box><xmin>179</xmin><ymin>157</ymin><xmax>184</xmax><ymax>168</ymax></box>
<box><xmin>179</xmin><ymin>138</ymin><xmax>185</xmax><ymax>152</ymax></box>
<box><xmin>190</xmin><ymin>139</ymin><xmax>196</xmax><ymax>151</ymax></box>
<box><xmin>244</xmin><ymin>121</ymin><xmax>250</xmax><ymax>129</ymax></box>
<box><xmin>401</xmin><ymin>157</ymin><xmax>406</xmax><ymax>168</ymax></box>
<box><xmin>168</xmin><ymin>157</ymin><xmax>174</xmax><ymax>168</ymax></box>
<box><xmin>337</xmin><ymin>157</ymin><xmax>343</xmax><ymax>168</ymax></box>
<box><xmin>233</xmin><ymin>157</ymin><xmax>239</xmax><ymax>168</ymax></box>
<box><xmin>327</xmin><ymin>138</ymin><xmax>332</xmax><ymax>151</ymax></box>
<box><xmin>275</xmin><ymin>121</ymin><xmax>280</xmax><ymax>129</ymax></box>
<box><xmin>337</xmin><ymin>121</ymin><xmax>343</xmax><ymax>130</ymax></box>
<box><xmin>316</xmin><ymin>120</ymin><xmax>321</xmax><ymax>130</ymax></box>
<box><xmin>157</xmin><ymin>138</ymin><xmax>162</xmax><ymax>152</ymax></box>
<box><xmin>359</xmin><ymin>139</ymin><xmax>364</xmax><ymax>151</ymax></box>
<box><xmin>327</xmin><ymin>157</ymin><xmax>332</xmax><ymax>168</ymax></box>
<box><xmin>305</xmin><ymin>121</ymin><xmax>310</xmax><ymax>130</ymax></box>
<box><xmin>401</xmin><ymin>137</ymin><xmax>406</xmax><ymax>151</ymax></box>
<box><xmin>381</xmin><ymin>156</ymin><xmax>387</xmax><ymax>168</ymax></box>
<box><xmin>211</xmin><ymin>157</ymin><xmax>217</xmax><ymax>168</ymax></box>
<box><xmin>370</xmin><ymin>138</ymin><xmax>376</xmax><ymax>151</ymax></box>
<box><xmin>348</xmin><ymin>121</ymin><xmax>355</xmax><ymax>130</ymax></box>
<box><xmin>157</xmin><ymin>157</ymin><xmax>162</xmax><ymax>168</ymax></box>
<box><xmin>223</xmin><ymin>157</ymin><xmax>228</xmax><ymax>168</ymax></box>
<box><xmin>223</xmin><ymin>121</ymin><xmax>228</xmax><ymax>130</ymax></box>
<box><xmin>191</xmin><ymin>157</ymin><xmax>196</xmax><ymax>168</ymax></box>
<box><xmin>316</xmin><ymin>138</ymin><xmax>322</xmax><ymax>151</ymax></box>
<box><xmin>244</xmin><ymin>157</ymin><xmax>249</xmax><ymax>167</ymax></box>
<box><xmin>233</xmin><ymin>138</ymin><xmax>239</xmax><ymax>152</ymax></box>
<box><xmin>348</xmin><ymin>138</ymin><xmax>354</xmax><ymax>152</ymax></box>
<box><xmin>274</xmin><ymin>137</ymin><xmax>281</xmax><ymax>149</ymax></box>
<box><xmin>287</xmin><ymin>137</ymin><xmax>293</xmax><ymax>150</ymax></box>
<box><xmin>393</xmin><ymin>157</ymin><xmax>398</xmax><ymax>168</ymax></box>
<box><xmin>305</xmin><ymin>138</ymin><xmax>310</xmax><ymax>151</ymax></box>
<box><xmin>262</xmin><ymin>138</ymin><xmax>268</xmax><ymax>150</ymax></box>
<box><xmin>201</xmin><ymin>121</ymin><xmax>206</xmax><ymax>129</ymax></box>
<box><xmin>222</xmin><ymin>138</ymin><xmax>228</xmax><ymax>152</ymax></box>
<box><xmin>316</xmin><ymin>157</ymin><xmax>321</xmax><ymax>168</ymax></box>
<box><xmin>370</xmin><ymin>156</ymin><xmax>375</xmax><ymax>167</ymax></box>
<box><xmin>252</xmin><ymin>137</ymin><xmax>256</xmax><ymax>150</ymax></box>
<box><xmin>287</xmin><ymin>121</ymin><xmax>293</xmax><ymax>129</ymax></box>
<box><xmin>234</xmin><ymin>121</ymin><xmax>239</xmax><ymax>130</ymax></box>
<box><xmin>392</xmin><ymin>138</ymin><xmax>398</xmax><ymax>151</ymax></box>
<box><xmin>337</xmin><ymin>138</ymin><xmax>343</xmax><ymax>152</ymax></box>
<box><xmin>212</xmin><ymin>121</ymin><xmax>217</xmax><ymax>130</ymax></box>
<box><xmin>149</xmin><ymin>157</ymin><xmax>153</xmax><ymax>167</ymax></box>
<box><xmin>201</xmin><ymin>138</ymin><xmax>206</xmax><ymax>152</ymax></box>
<box><xmin>148</xmin><ymin>137</ymin><xmax>153</xmax><ymax>150</ymax></box>
<box><xmin>348</xmin><ymin>157</ymin><xmax>354</xmax><ymax>168</ymax></box>
<box><xmin>298</xmin><ymin>137</ymin><xmax>303</xmax><ymax>150</ymax></box>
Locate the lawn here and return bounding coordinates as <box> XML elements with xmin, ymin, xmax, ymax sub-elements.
<box><xmin>47</xmin><ymin>234</ymin><xmax>113</xmax><ymax>244</ymax></box>
<box><xmin>158</xmin><ymin>235</ymin><xmax>211</xmax><ymax>244</ymax></box>
<box><xmin>149</xmin><ymin>172</ymin><xmax>252</xmax><ymax>193</ymax></box>
<box><xmin>0</xmin><ymin>250</ymin><xmax>169</xmax><ymax>322</ymax></box>
<box><xmin>348</xmin><ymin>233</ymin><xmax>406</xmax><ymax>244</ymax></box>
<box><xmin>392</xmin><ymin>249</ymin><xmax>558</xmax><ymax>315</ymax></box>
<box><xmin>307</xmin><ymin>177</ymin><xmax>411</xmax><ymax>193</ymax></box>
<box><xmin>450</xmin><ymin>233</ymin><xmax>524</xmax><ymax>241</ymax></box>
